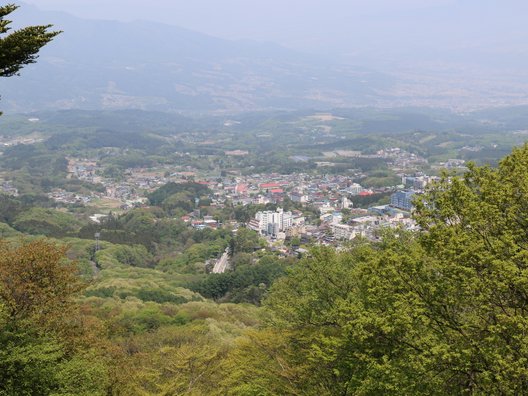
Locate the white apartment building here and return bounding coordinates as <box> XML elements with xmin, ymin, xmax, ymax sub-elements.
<box><xmin>331</xmin><ymin>223</ymin><xmax>360</xmax><ymax>240</ymax></box>
<box><xmin>254</xmin><ymin>207</ymin><xmax>293</xmax><ymax>236</ymax></box>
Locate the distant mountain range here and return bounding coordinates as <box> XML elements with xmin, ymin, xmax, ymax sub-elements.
<box><xmin>3</xmin><ymin>4</ymin><xmax>528</xmax><ymax>114</ymax></box>
<box><xmin>0</xmin><ymin>4</ymin><xmax>395</xmax><ymax>114</ymax></box>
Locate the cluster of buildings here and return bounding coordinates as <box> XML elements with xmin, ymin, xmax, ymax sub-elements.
<box><xmin>0</xmin><ymin>181</ymin><xmax>18</xmax><ymax>196</ymax></box>
<box><xmin>442</xmin><ymin>159</ymin><xmax>467</xmax><ymax>169</ymax></box>
<box><xmin>47</xmin><ymin>189</ymin><xmax>95</xmax><ymax>205</ymax></box>
<box><xmin>243</xmin><ymin>191</ymin><xmax>421</xmax><ymax>246</ymax></box>
<box><xmin>376</xmin><ymin>147</ymin><xmax>428</xmax><ymax>170</ymax></box>
<box><xmin>320</xmin><ymin>147</ymin><xmax>428</xmax><ymax>170</ymax></box>
<box><xmin>206</xmin><ymin>173</ymin><xmax>380</xmax><ymax>211</ymax></box>
<box><xmin>65</xmin><ymin>159</ymin><xmax>431</xmax><ymax>245</ymax></box>
<box><xmin>43</xmin><ymin>149</ymin><xmax>439</xmax><ymax>248</ymax></box>
<box><xmin>53</xmin><ymin>146</ymin><xmax>434</xmax><ymax>215</ymax></box>
<box><xmin>327</xmin><ymin>209</ymin><xmax>418</xmax><ymax>242</ymax></box>
<box><xmin>238</xmin><ymin>170</ymin><xmax>438</xmax><ymax>245</ymax></box>
<box><xmin>296</xmin><ymin>203</ymin><xmax>419</xmax><ymax>245</ymax></box>
<box><xmin>390</xmin><ymin>172</ymin><xmax>441</xmax><ymax>210</ymax></box>
<box><xmin>65</xmin><ymin>158</ymin><xmax>168</xmax><ymax>206</ymax></box>
<box><xmin>245</xmin><ymin>204</ymin><xmax>419</xmax><ymax>247</ymax></box>
<box><xmin>181</xmin><ymin>212</ymin><xmax>221</xmax><ymax>230</ymax></box>
<box><xmin>0</xmin><ymin>134</ymin><xmax>43</xmax><ymax>147</ymax></box>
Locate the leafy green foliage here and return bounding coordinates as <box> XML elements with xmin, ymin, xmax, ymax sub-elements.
<box><xmin>159</xmin><ymin>240</ymin><xmax>228</xmax><ymax>274</ymax></box>
<box><xmin>79</xmin><ymin>209</ymin><xmax>186</xmax><ymax>251</ymax></box>
<box><xmin>0</xmin><ymin>222</ymin><xmax>20</xmax><ymax>238</ymax></box>
<box><xmin>0</xmin><ymin>4</ymin><xmax>60</xmax><ymax>77</ymax></box>
<box><xmin>0</xmin><ymin>3</ymin><xmax>60</xmax><ymax>116</ymax></box>
<box><xmin>148</xmin><ymin>182</ymin><xmax>211</xmax><ymax>207</ymax></box>
<box><xmin>230</xmin><ymin>227</ymin><xmax>265</xmax><ymax>255</ymax></box>
<box><xmin>0</xmin><ymin>240</ymin><xmax>111</xmax><ymax>395</ymax></box>
<box><xmin>0</xmin><ymin>240</ymin><xmax>83</xmax><ymax>320</ymax></box>
<box><xmin>361</xmin><ymin>170</ymin><xmax>401</xmax><ymax>188</ymax></box>
<box><xmin>112</xmin><ymin>244</ymin><xmax>153</xmax><ymax>268</ymax></box>
<box><xmin>192</xmin><ymin>255</ymin><xmax>287</xmax><ymax>304</ymax></box>
<box><xmin>12</xmin><ymin>207</ymin><xmax>82</xmax><ymax>237</ymax></box>
<box><xmin>349</xmin><ymin>191</ymin><xmax>392</xmax><ymax>208</ymax></box>
<box><xmin>108</xmin><ymin>302</ymin><xmax>259</xmax><ymax>394</ymax></box>
<box><xmin>0</xmin><ymin>323</ymin><xmax>64</xmax><ymax>396</ymax></box>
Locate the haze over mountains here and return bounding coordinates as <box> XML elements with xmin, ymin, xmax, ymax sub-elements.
<box><xmin>3</xmin><ymin>2</ymin><xmax>528</xmax><ymax>114</ymax></box>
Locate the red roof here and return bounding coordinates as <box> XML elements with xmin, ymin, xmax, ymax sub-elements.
<box><xmin>271</xmin><ymin>189</ymin><xmax>284</xmax><ymax>194</ymax></box>
<box><xmin>359</xmin><ymin>191</ymin><xmax>373</xmax><ymax>196</ymax></box>
<box><xmin>260</xmin><ymin>182</ymin><xmax>280</xmax><ymax>189</ymax></box>
<box><xmin>236</xmin><ymin>184</ymin><xmax>248</xmax><ymax>193</ymax></box>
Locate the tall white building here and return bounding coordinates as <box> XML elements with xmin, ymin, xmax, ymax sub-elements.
<box><xmin>254</xmin><ymin>208</ymin><xmax>293</xmax><ymax>236</ymax></box>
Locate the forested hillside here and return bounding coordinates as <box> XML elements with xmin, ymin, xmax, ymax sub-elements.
<box><xmin>3</xmin><ymin>144</ymin><xmax>528</xmax><ymax>394</ymax></box>
<box><xmin>4</xmin><ymin>2</ymin><xmax>528</xmax><ymax>394</ymax></box>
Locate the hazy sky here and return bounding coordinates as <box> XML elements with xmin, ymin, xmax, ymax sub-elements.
<box><xmin>19</xmin><ymin>1</ymin><xmax>525</xmax><ymax>44</ymax></box>
<box><xmin>22</xmin><ymin>0</ymin><xmax>459</xmax><ymax>27</ymax></box>
<box><xmin>19</xmin><ymin>0</ymin><xmax>528</xmax><ymax>67</ymax></box>
<box><xmin>8</xmin><ymin>0</ymin><xmax>528</xmax><ymax>112</ymax></box>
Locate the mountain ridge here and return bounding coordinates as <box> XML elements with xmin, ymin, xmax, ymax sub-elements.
<box><xmin>0</xmin><ymin>4</ymin><xmax>391</xmax><ymax>114</ymax></box>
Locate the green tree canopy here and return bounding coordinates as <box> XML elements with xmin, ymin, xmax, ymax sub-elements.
<box><xmin>0</xmin><ymin>4</ymin><xmax>60</xmax><ymax>77</ymax></box>
<box><xmin>0</xmin><ymin>4</ymin><xmax>60</xmax><ymax>114</ymax></box>
<box><xmin>0</xmin><ymin>240</ymin><xmax>111</xmax><ymax>395</ymax></box>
